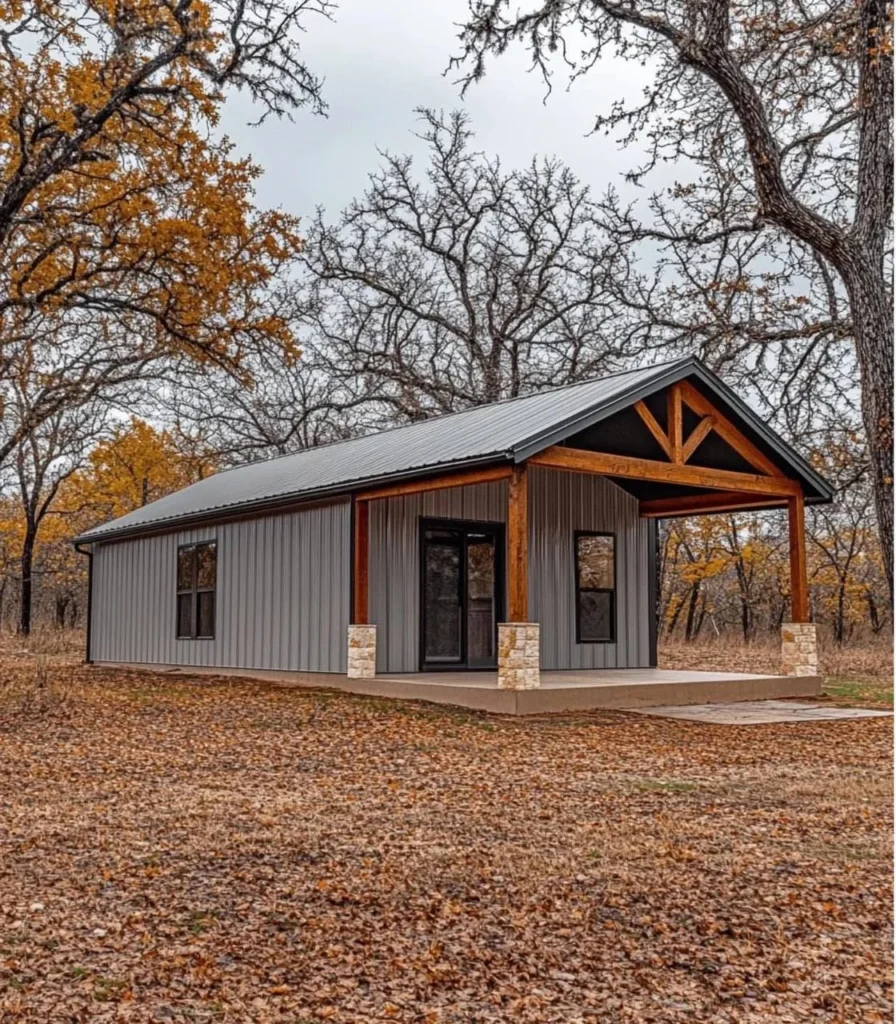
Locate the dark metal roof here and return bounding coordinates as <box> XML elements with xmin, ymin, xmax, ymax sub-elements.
<box><xmin>75</xmin><ymin>357</ymin><xmax>833</xmax><ymax>543</ymax></box>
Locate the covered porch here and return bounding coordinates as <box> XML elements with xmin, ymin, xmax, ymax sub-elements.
<box><xmin>346</xmin><ymin>373</ymin><xmax>824</xmax><ymax>708</ymax></box>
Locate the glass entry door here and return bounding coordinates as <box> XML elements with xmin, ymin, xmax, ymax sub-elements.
<box><xmin>421</xmin><ymin>520</ymin><xmax>503</xmax><ymax>670</ymax></box>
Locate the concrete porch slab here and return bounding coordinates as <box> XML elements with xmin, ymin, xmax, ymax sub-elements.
<box><xmin>350</xmin><ymin>668</ymin><xmax>822</xmax><ymax>714</ymax></box>
<box><xmin>631</xmin><ymin>700</ymin><xmax>893</xmax><ymax>725</ymax></box>
<box><xmin>95</xmin><ymin>662</ymin><xmax>822</xmax><ymax>716</ymax></box>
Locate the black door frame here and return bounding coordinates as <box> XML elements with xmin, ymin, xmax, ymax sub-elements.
<box><xmin>418</xmin><ymin>517</ymin><xmax>506</xmax><ymax>672</ymax></box>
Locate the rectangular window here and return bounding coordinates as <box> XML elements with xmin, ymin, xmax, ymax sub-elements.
<box><xmin>575</xmin><ymin>532</ymin><xmax>616</xmax><ymax>643</ymax></box>
<box><xmin>176</xmin><ymin>541</ymin><xmax>217</xmax><ymax>639</ymax></box>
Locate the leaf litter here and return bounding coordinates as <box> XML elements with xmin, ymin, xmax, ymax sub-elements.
<box><xmin>0</xmin><ymin>662</ymin><xmax>891</xmax><ymax>1022</ymax></box>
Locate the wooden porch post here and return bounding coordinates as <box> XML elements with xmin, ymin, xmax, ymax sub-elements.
<box><xmin>787</xmin><ymin>490</ymin><xmax>809</xmax><ymax>623</ymax></box>
<box><xmin>507</xmin><ymin>464</ymin><xmax>528</xmax><ymax>621</ymax></box>
<box><xmin>352</xmin><ymin>497</ymin><xmax>369</xmax><ymax>624</ymax></box>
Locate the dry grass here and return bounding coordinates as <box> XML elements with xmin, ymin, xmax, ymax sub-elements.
<box><xmin>0</xmin><ymin>655</ymin><xmax>892</xmax><ymax>1023</ymax></box>
<box><xmin>0</xmin><ymin>628</ymin><xmax>78</xmax><ymax>719</ymax></box>
<box><xmin>661</xmin><ymin>633</ymin><xmax>893</xmax><ymax>684</ymax></box>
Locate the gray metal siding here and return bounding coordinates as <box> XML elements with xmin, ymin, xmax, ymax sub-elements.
<box><xmin>369</xmin><ymin>468</ymin><xmax>650</xmax><ymax>673</ymax></box>
<box><xmin>90</xmin><ymin>501</ymin><xmax>350</xmax><ymax>672</ymax></box>
<box><xmin>530</xmin><ymin>468</ymin><xmax>650</xmax><ymax>670</ymax></box>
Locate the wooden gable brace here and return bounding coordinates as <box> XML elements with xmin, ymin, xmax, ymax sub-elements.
<box><xmin>632</xmin><ymin>380</ymin><xmax>785</xmax><ymax>478</ymax></box>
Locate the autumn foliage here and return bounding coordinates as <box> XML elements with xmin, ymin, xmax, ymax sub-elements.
<box><xmin>0</xmin><ymin>0</ymin><xmax>331</xmax><ymax>369</ymax></box>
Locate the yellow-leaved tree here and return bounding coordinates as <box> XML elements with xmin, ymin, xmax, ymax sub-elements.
<box><xmin>0</xmin><ymin>0</ymin><xmax>333</xmax><ymax>467</ymax></box>
<box><xmin>65</xmin><ymin>418</ymin><xmax>218</xmax><ymax>527</ymax></box>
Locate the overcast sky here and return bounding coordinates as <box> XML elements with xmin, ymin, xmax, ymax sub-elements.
<box><xmin>221</xmin><ymin>0</ymin><xmax>657</xmax><ymax>223</ymax></box>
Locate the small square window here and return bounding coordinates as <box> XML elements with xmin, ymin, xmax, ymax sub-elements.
<box><xmin>196</xmin><ymin>543</ymin><xmax>216</xmax><ymax>588</ymax></box>
<box><xmin>579</xmin><ymin>590</ymin><xmax>614</xmax><ymax>642</ymax></box>
<box><xmin>176</xmin><ymin>592</ymin><xmax>194</xmax><ymax>639</ymax></box>
<box><xmin>197</xmin><ymin>591</ymin><xmax>215</xmax><ymax>638</ymax></box>
<box><xmin>177</xmin><ymin>546</ymin><xmax>194</xmax><ymax>590</ymax></box>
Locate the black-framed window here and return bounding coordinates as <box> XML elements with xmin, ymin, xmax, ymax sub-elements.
<box><xmin>575</xmin><ymin>531</ymin><xmax>616</xmax><ymax>643</ymax></box>
<box><xmin>176</xmin><ymin>542</ymin><xmax>217</xmax><ymax>639</ymax></box>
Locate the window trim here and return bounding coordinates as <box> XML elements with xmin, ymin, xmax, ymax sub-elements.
<box><xmin>574</xmin><ymin>530</ymin><xmax>617</xmax><ymax>644</ymax></box>
<box><xmin>176</xmin><ymin>541</ymin><xmax>217</xmax><ymax>640</ymax></box>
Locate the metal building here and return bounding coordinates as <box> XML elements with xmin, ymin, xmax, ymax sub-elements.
<box><xmin>75</xmin><ymin>357</ymin><xmax>832</xmax><ymax>705</ymax></box>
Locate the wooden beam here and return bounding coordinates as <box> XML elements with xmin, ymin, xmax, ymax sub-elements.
<box><xmin>640</xmin><ymin>491</ymin><xmax>789</xmax><ymax>518</ymax></box>
<box><xmin>788</xmin><ymin>491</ymin><xmax>810</xmax><ymax>623</ymax></box>
<box><xmin>356</xmin><ymin>464</ymin><xmax>512</xmax><ymax>502</ymax></box>
<box><xmin>507</xmin><ymin>464</ymin><xmax>529</xmax><ymax>621</ymax></box>
<box><xmin>681</xmin><ymin>415</ymin><xmax>715</xmax><ymax>463</ymax></box>
<box><xmin>667</xmin><ymin>383</ymin><xmax>683</xmax><ymax>463</ymax></box>
<box><xmin>634</xmin><ymin>400</ymin><xmax>673</xmax><ymax>460</ymax></box>
<box><xmin>677</xmin><ymin>380</ymin><xmax>784</xmax><ymax>477</ymax></box>
<box><xmin>529</xmin><ymin>445</ymin><xmax>801</xmax><ymax>497</ymax></box>
<box><xmin>352</xmin><ymin>498</ymin><xmax>369</xmax><ymax>624</ymax></box>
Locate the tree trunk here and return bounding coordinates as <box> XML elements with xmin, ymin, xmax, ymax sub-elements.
<box><xmin>834</xmin><ymin>581</ymin><xmax>847</xmax><ymax>645</ymax></box>
<box><xmin>19</xmin><ymin>526</ymin><xmax>35</xmax><ymax>636</ymax></box>
<box><xmin>684</xmin><ymin>584</ymin><xmax>702</xmax><ymax>641</ymax></box>
<box><xmin>839</xmin><ymin>256</ymin><xmax>894</xmax><ymax>603</ymax></box>
<box><xmin>666</xmin><ymin>594</ymin><xmax>685</xmax><ymax>636</ymax></box>
<box><xmin>867</xmin><ymin>587</ymin><xmax>883</xmax><ymax>634</ymax></box>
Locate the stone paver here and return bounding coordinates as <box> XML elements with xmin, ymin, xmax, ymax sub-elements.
<box><xmin>632</xmin><ymin>700</ymin><xmax>893</xmax><ymax>725</ymax></box>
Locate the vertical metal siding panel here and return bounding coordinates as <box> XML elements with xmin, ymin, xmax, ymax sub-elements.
<box><xmin>314</xmin><ymin>508</ymin><xmax>327</xmax><ymax>671</ymax></box>
<box><xmin>153</xmin><ymin>535</ymin><xmax>163</xmax><ymax>664</ymax></box>
<box><xmin>281</xmin><ymin>514</ymin><xmax>291</xmax><ymax>670</ymax></box>
<box><xmin>142</xmin><ymin>538</ymin><xmax>152</xmax><ymax>663</ymax></box>
<box><xmin>151</xmin><ymin>536</ymin><xmax>162</xmax><ymax>663</ymax></box>
<box><xmin>102</xmin><ymin>542</ymin><xmax>112</xmax><ymax>662</ymax></box>
<box><xmin>297</xmin><ymin>512</ymin><xmax>310</xmax><ymax>670</ymax></box>
<box><xmin>165</xmin><ymin>532</ymin><xmax>175</xmax><ymax>665</ymax></box>
<box><xmin>305</xmin><ymin>507</ymin><xmax>317</xmax><ymax>671</ymax></box>
<box><xmin>238</xmin><ymin>520</ymin><xmax>249</xmax><ymax>667</ymax></box>
<box><xmin>217</xmin><ymin>522</ymin><xmax>229</xmax><ymax>668</ymax></box>
<box><xmin>309</xmin><ymin>507</ymin><xmax>320</xmax><ymax>672</ymax></box>
<box><xmin>131</xmin><ymin>540</ymin><xmax>142</xmax><ymax>663</ymax></box>
<box><xmin>340</xmin><ymin>501</ymin><xmax>351</xmax><ymax>672</ymax></box>
<box><xmin>94</xmin><ymin>545</ymin><xmax>106</xmax><ymax>661</ymax></box>
<box><xmin>231</xmin><ymin>520</ymin><xmax>246</xmax><ymax>668</ymax></box>
<box><xmin>91</xmin><ymin>546</ymin><xmax>104</xmax><ymax>661</ymax></box>
<box><xmin>271</xmin><ymin>516</ymin><xmax>282</xmax><ymax>669</ymax></box>
<box><xmin>302</xmin><ymin>507</ymin><xmax>313</xmax><ymax>670</ymax></box>
<box><xmin>284</xmin><ymin>514</ymin><xmax>295</xmax><ymax>671</ymax></box>
<box><xmin>638</xmin><ymin>516</ymin><xmax>650</xmax><ymax>665</ymax></box>
<box><xmin>113</xmin><ymin>542</ymin><xmax>124</xmax><ymax>661</ymax></box>
<box><xmin>258</xmin><ymin>518</ymin><xmax>270</xmax><ymax>669</ymax></box>
<box><xmin>269</xmin><ymin>516</ymin><xmax>280</xmax><ymax>670</ymax></box>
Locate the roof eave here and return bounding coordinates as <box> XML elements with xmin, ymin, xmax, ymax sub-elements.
<box><xmin>71</xmin><ymin>452</ymin><xmax>515</xmax><ymax>546</ymax></box>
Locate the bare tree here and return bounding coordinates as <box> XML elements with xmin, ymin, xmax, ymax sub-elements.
<box><xmin>166</xmin><ymin>351</ymin><xmax>376</xmax><ymax>463</ymax></box>
<box><xmin>0</xmin><ymin>313</ymin><xmax>168</xmax><ymax>471</ymax></box>
<box><xmin>456</xmin><ymin>0</ymin><xmax>894</xmax><ymax>598</ymax></box>
<box><xmin>7</xmin><ymin>394</ymin><xmax>108</xmax><ymax>635</ymax></box>
<box><xmin>301</xmin><ymin>109</ymin><xmax>630</xmax><ymax>421</ymax></box>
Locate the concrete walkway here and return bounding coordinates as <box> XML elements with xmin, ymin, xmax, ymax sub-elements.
<box><xmin>633</xmin><ymin>700</ymin><xmax>893</xmax><ymax>725</ymax></box>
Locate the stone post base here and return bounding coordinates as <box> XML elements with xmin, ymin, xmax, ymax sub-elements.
<box><xmin>347</xmin><ymin>624</ymin><xmax>377</xmax><ymax>678</ymax></box>
<box><xmin>781</xmin><ymin>622</ymin><xmax>818</xmax><ymax>676</ymax></box>
<box><xmin>497</xmin><ymin>623</ymin><xmax>540</xmax><ymax>690</ymax></box>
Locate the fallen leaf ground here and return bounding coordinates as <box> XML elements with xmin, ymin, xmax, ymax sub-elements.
<box><xmin>0</xmin><ymin>661</ymin><xmax>892</xmax><ymax>1023</ymax></box>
